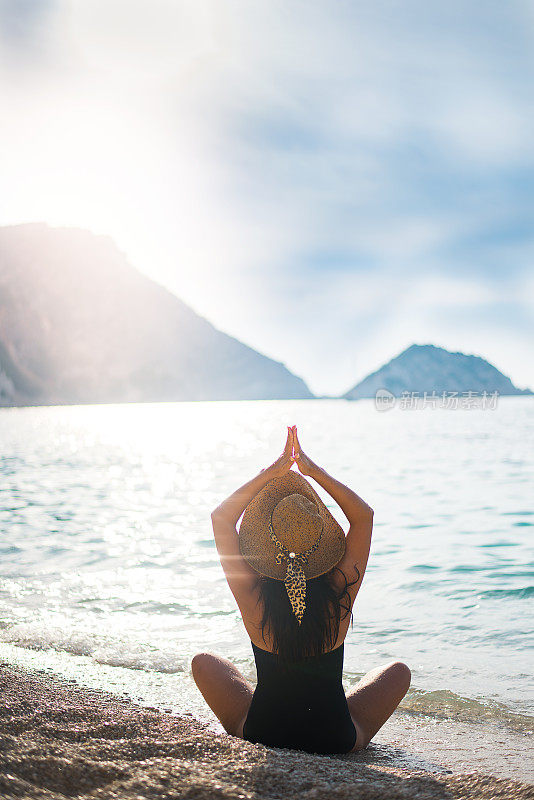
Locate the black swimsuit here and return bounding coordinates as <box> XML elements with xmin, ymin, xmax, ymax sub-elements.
<box><xmin>242</xmin><ymin>640</ymin><xmax>357</xmax><ymax>754</ymax></box>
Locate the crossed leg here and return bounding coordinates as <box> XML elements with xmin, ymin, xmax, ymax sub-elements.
<box><xmin>191</xmin><ymin>652</ymin><xmax>411</xmax><ymax>750</ymax></box>
<box><xmin>346</xmin><ymin>660</ymin><xmax>411</xmax><ymax>752</ymax></box>
<box><xmin>191</xmin><ymin>652</ymin><xmax>253</xmax><ymax>737</ymax></box>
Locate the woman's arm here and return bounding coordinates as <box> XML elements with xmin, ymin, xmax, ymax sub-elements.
<box><xmin>210</xmin><ymin>428</ymin><xmax>295</xmax><ymax>608</ymax></box>
<box><xmin>210</xmin><ymin>465</ymin><xmax>279</xmax><ymax>597</ymax></box>
<box><xmin>211</xmin><ymin>427</ymin><xmax>295</xmax><ymax>524</ymax></box>
<box><xmin>308</xmin><ymin>467</ymin><xmax>374</xmax><ymax>525</ymax></box>
<box><xmin>291</xmin><ymin>426</ymin><xmax>373</xmax><ymax>525</ymax></box>
<box><xmin>212</xmin><ymin>466</ymin><xmax>278</xmax><ymax>526</ymax></box>
<box><xmin>292</xmin><ymin>426</ymin><xmax>373</xmax><ymax>595</ymax></box>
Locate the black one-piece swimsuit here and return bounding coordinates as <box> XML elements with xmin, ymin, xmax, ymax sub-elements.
<box><xmin>242</xmin><ymin>640</ymin><xmax>357</xmax><ymax>755</ymax></box>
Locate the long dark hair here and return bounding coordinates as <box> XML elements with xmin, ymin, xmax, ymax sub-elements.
<box><xmin>255</xmin><ymin>565</ymin><xmax>360</xmax><ymax>663</ymax></box>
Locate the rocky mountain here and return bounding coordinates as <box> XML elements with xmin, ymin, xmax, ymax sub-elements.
<box><xmin>343</xmin><ymin>344</ymin><xmax>532</xmax><ymax>400</ymax></box>
<box><xmin>0</xmin><ymin>223</ymin><xmax>314</xmax><ymax>406</ymax></box>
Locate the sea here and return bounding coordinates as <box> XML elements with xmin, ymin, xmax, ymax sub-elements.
<box><xmin>1</xmin><ymin>397</ymin><xmax>532</xmax><ymax>773</ymax></box>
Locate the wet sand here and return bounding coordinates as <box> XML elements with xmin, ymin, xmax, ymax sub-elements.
<box><xmin>0</xmin><ymin>661</ymin><xmax>532</xmax><ymax>800</ymax></box>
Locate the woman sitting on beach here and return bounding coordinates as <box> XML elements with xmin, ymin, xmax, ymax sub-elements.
<box><xmin>192</xmin><ymin>425</ymin><xmax>411</xmax><ymax>754</ymax></box>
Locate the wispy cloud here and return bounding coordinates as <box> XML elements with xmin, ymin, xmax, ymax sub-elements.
<box><xmin>0</xmin><ymin>0</ymin><xmax>532</xmax><ymax>393</ymax></box>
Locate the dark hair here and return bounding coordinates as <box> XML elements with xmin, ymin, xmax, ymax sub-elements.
<box><xmin>255</xmin><ymin>565</ymin><xmax>360</xmax><ymax>664</ymax></box>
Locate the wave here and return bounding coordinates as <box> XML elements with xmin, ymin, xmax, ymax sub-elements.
<box><xmin>2</xmin><ymin>622</ymin><xmax>532</xmax><ymax>738</ymax></box>
<box><xmin>399</xmin><ymin>687</ymin><xmax>533</xmax><ymax>735</ymax></box>
<box><xmin>0</xmin><ymin>622</ymin><xmax>188</xmax><ymax>674</ymax></box>
<box><xmin>476</xmin><ymin>586</ymin><xmax>534</xmax><ymax>600</ymax></box>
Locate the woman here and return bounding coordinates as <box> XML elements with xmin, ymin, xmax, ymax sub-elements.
<box><xmin>192</xmin><ymin>425</ymin><xmax>411</xmax><ymax>754</ymax></box>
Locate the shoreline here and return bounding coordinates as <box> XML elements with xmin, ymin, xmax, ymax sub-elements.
<box><xmin>1</xmin><ymin>660</ymin><xmax>532</xmax><ymax>800</ymax></box>
<box><xmin>2</xmin><ymin>394</ymin><xmax>533</xmax><ymax>410</ymax></box>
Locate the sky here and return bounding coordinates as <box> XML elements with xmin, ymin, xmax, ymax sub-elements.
<box><xmin>0</xmin><ymin>0</ymin><xmax>533</xmax><ymax>396</ymax></box>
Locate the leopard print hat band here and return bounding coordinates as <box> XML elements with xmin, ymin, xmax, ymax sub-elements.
<box><xmin>268</xmin><ymin>512</ymin><xmax>324</xmax><ymax>624</ymax></box>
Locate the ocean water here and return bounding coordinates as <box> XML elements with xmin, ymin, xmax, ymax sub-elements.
<box><xmin>0</xmin><ymin>398</ymin><xmax>532</xmax><ymax>738</ymax></box>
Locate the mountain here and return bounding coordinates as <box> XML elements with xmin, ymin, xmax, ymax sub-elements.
<box><xmin>342</xmin><ymin>344</ymin><xmax>532</xmax><ymax>400</ymax></box>
<box><xmin>0</xmin><ymin>223</ymin><xmax>314</xmax><ymax>406</ymax></box>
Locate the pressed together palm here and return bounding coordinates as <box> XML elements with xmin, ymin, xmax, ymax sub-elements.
<box><xmin>291</xmin><ymin>426</ymin><xmax>319</xmax><ymax>477</ymax></box>
<box><xmin>266</xmin><ymin>425</ymin><xmax>320</xmax><ymax>478</ymax></box>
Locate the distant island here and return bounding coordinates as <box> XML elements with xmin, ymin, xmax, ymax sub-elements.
<box><xmin>0</xmin><ymin>224</ymin><xmax>531</xmax><ymax>407</ymax></box>
<box><xmin>0</xmin><ymin>223</ymin><xmax>313</xmax><ymax>405</ymax></box>
<box><xmin>342</xmin><ymin>344</ymin><xmax>532</xmax><ymax>400</ymax></box>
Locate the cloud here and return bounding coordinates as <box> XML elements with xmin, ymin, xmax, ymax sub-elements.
<box><xmin>0</xmin><ymin>0</ymin><xmax>532</xmax><ymax>394</ymax></box>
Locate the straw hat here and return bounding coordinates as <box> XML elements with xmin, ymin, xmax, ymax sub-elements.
<box><xmin>239</xmin><ymin>471</ymin><xmax>346</xmax><ymax>624</ymax></box>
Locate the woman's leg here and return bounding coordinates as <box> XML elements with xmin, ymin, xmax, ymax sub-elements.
<box><xmin>346</xmin><ymin>660</ymin><xmax>411</xmax><ymax>752</ymax></box>
<box><xmin>191</xmin><ymin>652</ymin><xmax>254</xmax><ymax>737</ymax></box>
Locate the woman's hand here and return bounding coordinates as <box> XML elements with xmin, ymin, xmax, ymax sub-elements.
<box><xmin>213</xmin><ymin>428</ymin><xmax>295</xmax><ymax>524</ymax></box>
<box><xmin>291</xmin><ymin>425</ymin><xmax>320</xmax><ymax>478</ymax></box>
<box><xmin>264</xmin><ymin>426</ymin><xmax>296</xmax><ymax>479</ymax></box>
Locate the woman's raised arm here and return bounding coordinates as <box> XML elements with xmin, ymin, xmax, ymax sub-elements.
<box><xmin>211</xmin><ymin>427</ymin><xmax>295</xmax><ymax>525</ymax></box>
<box><xmin>292</xmin><ymin>427</ymin><xmax>373</xmax><ymax>526</ymax></box>
<box><xmin>209</xmin><ymin>427</ymin><xmax>296</xmax><ymax>610</ymax></box>
<box><xmin>291</xmin><ymin>426</ymin><xmax>373</xmax><ymax>600</ymax></box>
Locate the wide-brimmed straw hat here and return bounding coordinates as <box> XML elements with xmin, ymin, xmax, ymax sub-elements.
<box><xmin>239</xmin><ymin>471</ymin><xmax>346</xmax><ymax>624</ymax></box>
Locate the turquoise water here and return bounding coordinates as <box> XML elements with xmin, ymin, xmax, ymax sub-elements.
<box><xmin>0</xmin><ymin>398</ymin><xmax>532</xmax><ymax>733</ymax></box>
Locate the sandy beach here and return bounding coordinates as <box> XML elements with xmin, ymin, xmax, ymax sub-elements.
<box><xmin>0</xmin><ymin>661</ymin><xmax>532</xmax><ymax>800</ymax></box>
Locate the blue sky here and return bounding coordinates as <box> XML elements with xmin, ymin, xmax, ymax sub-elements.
<box><xmin>0</xmin><ymin>0</ymin><xmax>532</xmax><ymax>395</ymax></box>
